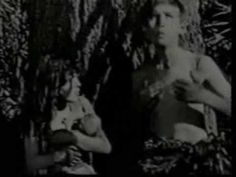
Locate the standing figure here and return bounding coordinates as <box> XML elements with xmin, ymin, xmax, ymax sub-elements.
<box><xmin>132</xmin><ymin>0</ymin><xmax>231</xmax><ymax>144</ymax></box>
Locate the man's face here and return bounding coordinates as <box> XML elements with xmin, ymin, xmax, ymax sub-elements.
<box><xmin>145</xmin><ymin>4</ymin><xmax>182</xmax><ymax>47</ymax></box>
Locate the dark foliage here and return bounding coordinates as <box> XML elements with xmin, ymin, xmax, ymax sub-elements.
<box><xmin>139</xmin><ymin>132</ymin><xmax>232</xmax><ymax>175</ymax></box>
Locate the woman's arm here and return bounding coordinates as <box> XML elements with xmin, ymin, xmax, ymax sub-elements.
<box><xmin>24</xmin><ymin>136</ymin><xmax>66</xmax><ymax>174</ymax></box>
<box><xmin>71</xmin><ymin>97</ymin><xmax>111</xmax><ymax>153</ymax></box>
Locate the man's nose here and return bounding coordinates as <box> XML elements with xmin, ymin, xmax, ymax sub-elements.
<box><xmin>157</xmin><ymin>14</ymin><xmax>165</xmax><ymax>27</ymax></box>
<box><xmin>149</xmin><ymin>15</ymin><xmax>165</xmax><ymax>29</ymax></box>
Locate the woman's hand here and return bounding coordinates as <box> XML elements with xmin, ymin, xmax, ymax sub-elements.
<box><xmin>53</xmin><ymin>150</ymin><xmax>67</xmax><ymax>163</ymax></box>
<box><xmin>53</xmin><ymin>146</ymin><xmax>82</xmax><ymax>165</ymax></box>
<box><xmin>66</xmin><ymin>146</ymin><xmax>82</xmax><ymax>166</ymax></box>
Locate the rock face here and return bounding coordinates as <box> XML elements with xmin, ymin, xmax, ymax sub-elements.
<box><xmin>179</xmin><ymin>0</ymin><xmax>205</xmax><ymax>53</ymax></box>
<box><xmin>0</xmin><ymin>0</ymin><xmax>230</xmax><ymax>131</ymax></box>
<box><xmin>27</xmin><ymin>0</ymin><xmax>204</xmax><ymax>69</ymax></box>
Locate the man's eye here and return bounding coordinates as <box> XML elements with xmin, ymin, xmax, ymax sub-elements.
<box><xmin>148</xmin><ymin>16</ymin><xmax>155</xmax><ymax>21</ymax></box>
<box><xmin>165</xmin><ymin>13</ymin><xmax>173</xmax><ymax>18</ymax></box>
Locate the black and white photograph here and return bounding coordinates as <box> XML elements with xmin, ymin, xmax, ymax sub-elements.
<box><xmin>0</xmin><ymin>0</ymin><xmax>232</xmax><ymax>176</ymax></box>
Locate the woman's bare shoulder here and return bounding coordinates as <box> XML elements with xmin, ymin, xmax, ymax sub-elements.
<box><xmin>78</xmin><ymin>95</ymin><xmax>89</xmax><ymax>102</ymax></box>
<box><xmin>78</xmin><ymin>96</ymin><xmax>92</xmax><ymax>107</ymax></box>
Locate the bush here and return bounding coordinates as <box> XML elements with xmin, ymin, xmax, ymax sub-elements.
<box><xmin>139</xmin><ymin>132</ymin><xmax>232</xmax><ymax>175</ymax></box>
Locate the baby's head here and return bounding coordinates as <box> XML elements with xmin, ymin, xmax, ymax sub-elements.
<box><xmin>72</xmin><ymin>114</ymin><xmax>100</xmax><ymax>136</ymax></box>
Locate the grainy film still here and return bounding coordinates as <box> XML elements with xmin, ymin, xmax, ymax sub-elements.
<box><xmin>0</xmin><ymin>0</ymin><xmax>232</xmax><ymax>176</ymax></box>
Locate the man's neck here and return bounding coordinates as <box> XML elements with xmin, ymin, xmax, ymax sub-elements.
<box><xmin>155</xmin><ymin>45</ymin><xmax>182</xmax><ymax>67</ymax></box>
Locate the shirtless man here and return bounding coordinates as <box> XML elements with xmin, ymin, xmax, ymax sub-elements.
<box><xmin>133</xmin><ymin>0</ymin><xmax>231</xmax><ymax>144</ymax></box>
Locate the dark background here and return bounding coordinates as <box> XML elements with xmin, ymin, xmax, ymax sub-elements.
<box><xmin>0</xmin><ymin>0</ymin><xmax>232</xmax><ymax>176</ymax></box>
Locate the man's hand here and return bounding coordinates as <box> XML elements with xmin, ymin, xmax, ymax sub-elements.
<box><xmin>172</xmin><ymin>79</ymin><xmax>206</xmax><ymax>103</ymax></box>
<box><xmin>172</xmin><ymin>70</ymin><xmax>207</xmax><ymax>103</ymax></box>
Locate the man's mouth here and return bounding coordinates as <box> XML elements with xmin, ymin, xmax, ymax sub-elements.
<box><xmin>156</xmin><ymin>32</ymin><xmax>165</xmax><ymax>38</ymax></box>
<box><xmin>157</xmin><ymin>30</ymin><xmax>165</xmax><ymax>36</ymax></box>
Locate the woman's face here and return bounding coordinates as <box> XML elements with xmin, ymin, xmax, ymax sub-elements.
<box><xmin>60</xmin><ymin>73</ymin><xmax>81</xmax><ymax>102</ymax></box>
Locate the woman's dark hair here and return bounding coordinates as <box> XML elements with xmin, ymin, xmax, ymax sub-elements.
<box><xmin>54</xmin><ymin>94</ymin><xmax>67</xmax><ymax>111</ymax></box>
<box><xmin>54</xmin><ymin>69</ymin><xmax>72</xmax><ymax>111</ymax></box>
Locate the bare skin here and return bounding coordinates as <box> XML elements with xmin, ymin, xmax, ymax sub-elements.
<box><xmin>50</xmin><ymin>75</ymin><xmax>111</xmax><ymax>153</ymax></box>
<box><xmin>137</xmin><ymin>3</ymin><xmax>231</xmax><ymax>143</ymax></box>
<box><xmin>25</xmin><ymin>75</ymin><xmax>111</xmax><ymax>174</ymax></box>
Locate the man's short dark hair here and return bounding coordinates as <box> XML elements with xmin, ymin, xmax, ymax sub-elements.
<box><xmin>139</xmin><ymin>0</ymin><xmax>186</xmax><ymax>28</ymax></box>
<box><xmin>149</xmin><ymin>0</ymin><xmax>185</xmax><ymax>16</ymax></box>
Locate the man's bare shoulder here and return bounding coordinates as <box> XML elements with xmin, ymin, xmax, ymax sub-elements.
<box><xmin>195</xmin><ymin>53</ymin><xmax>216</xmax><ymax>70</ymax></box>
<box><xmin>180</xmin><ymin>49</ymin><xmax>214</xmax><ymax>68</ymax></box>
<box><xmin>187</xmin><ymin>52</ymin><xmax>223</xmax><ymax>81</ymax></box>
<box><xmin>178</xmin><ymin>49</ymin><xmax>201</xmax><ymax>66</ymax></box>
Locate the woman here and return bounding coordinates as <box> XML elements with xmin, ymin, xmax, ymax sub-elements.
<box><xmin>50</xmin><ymin>71</ymin><xmax>111</xmax><ymax>174</ymax></box>
<box><xmin>24</xmin><ymin>69</ymin><xmax>111</xmax><ymax>176</ymax></box>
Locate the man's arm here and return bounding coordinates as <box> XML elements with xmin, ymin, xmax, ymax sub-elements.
<box><xmin>173</xmin><ymin>55</ymin><xmax>231</xmax><ymax>116</ymax></box>
<box><xmin>199</xmin><ymin>56</ymin><xmax>231</xmax><ymax>116</ymax></box>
